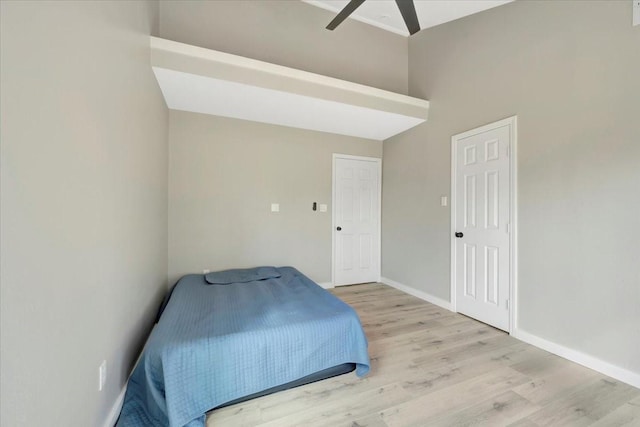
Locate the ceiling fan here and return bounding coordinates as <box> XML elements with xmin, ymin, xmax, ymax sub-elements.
<box><xmin>326</xmin><ymin>0</ymin><xmax>421</xmax><ymax>35</ymax></box>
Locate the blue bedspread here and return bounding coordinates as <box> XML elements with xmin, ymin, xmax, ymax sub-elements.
<box><xmin>116</xmin><ymin>267</ymin><xmax>370</xmax><ymax>427</ymax></box>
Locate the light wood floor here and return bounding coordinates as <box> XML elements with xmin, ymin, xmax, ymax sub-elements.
<box><xmin>206</xmin><ymin>283</ymin><xmax>640</xmax><ymax>426</ymax></box>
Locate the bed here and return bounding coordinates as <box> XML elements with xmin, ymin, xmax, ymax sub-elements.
<box><xmin>116</xmin><ymin>266</ymin><xmax>370</xmax><ymax>427</ymax></box>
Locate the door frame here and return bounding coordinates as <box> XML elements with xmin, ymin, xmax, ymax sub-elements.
<box><xmin>450</xmin><ymin>116</ymin><xmax>518</xmax><ymax>333</ymax></box>
<box><xmin>331</xmin><ymin>153</ymin><xmax>382</xmax><ymax>287</ymax></box>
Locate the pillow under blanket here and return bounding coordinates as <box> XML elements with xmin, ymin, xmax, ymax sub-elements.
<box><xmin>204</xmin><ymin>266</ymin><xmax>281</xmax><ymax>285</ymax></box>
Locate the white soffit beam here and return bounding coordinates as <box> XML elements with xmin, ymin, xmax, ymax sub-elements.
<box><xmin>153</xmin><ymin>67</ymin><xmax>424</xmax><ymax>140</ymax></box>
<box><xmin>150</xmin><ymin>37</ymin><xmax>429</xmax><ymax>140</ymax></box>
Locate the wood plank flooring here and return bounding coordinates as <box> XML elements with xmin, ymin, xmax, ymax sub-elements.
<box><xmin>206</xmin><ymin>283</ymin><xmax>640</xmax><ymax>426</ymax></box>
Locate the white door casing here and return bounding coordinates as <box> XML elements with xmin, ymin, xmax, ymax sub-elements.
<box><xmin>332</xmin><ymin>154</ymin><xmax>381</xmax><ymax>286</ymax></box>
<box><xmin>451</xmin><ymin>117</ymin><xmax>517</xmax><ymax>332</ymax></box>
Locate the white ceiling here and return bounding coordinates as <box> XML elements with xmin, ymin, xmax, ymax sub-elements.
<box><xmin>303</xmin><ymin>0</ymin><xmax>513</xmax><ymax>36</ymax></box>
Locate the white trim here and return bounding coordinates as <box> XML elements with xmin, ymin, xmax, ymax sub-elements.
<box><xmin>381</xmin><ymin>277</ymin><xmax>452</xmax><ymax>311</ymax></box>
<box><xmin>450</xmin><ymin>116</ymin><xmax>518</xmax><ymax>333</ymax></box>
<box><xmin>508</xmin><ymin>118</ymin><xmax>518</xmax><ymax>333</ymax></box>
<box><xmin>103</xmin><ymin>386</ymin><xmax>127</xmax><ymax>427</ymax></box>
<box><xmin>377</xmin><ymin>158</ymin><xmax>383</xmax><ymax>285</ymax></box>
<box><xmin>380</xmin><ymin>275</ymin><xmax>640</xmax><ymax>389</ymax></box>
<box><xmin>318</xmin><ymin>282</ymin><xmax>335</xmax><ymax>289</ymax></box>
<box><xmin>450</xmin><ymin>136</ymin><xmax>457</xmax><ymax>314</ymax></box>
<box><xmin>332</xmin><ymin>154</ymin><xmax>382</xmax><ymax>287</ymax></box>
<box><xmin>512</xmin><ymin>328</ymin><xmax>640</xmax><ymax>389</ymax></box>
<box><xmin>332</xmin><ymin>155</ymin><xmax>336</xmax><ymax>286</ymax></box>
<box><xmin>451</xmin><ymin>116</ymin><xmax>517</xmax><ymax>141</ymax></box>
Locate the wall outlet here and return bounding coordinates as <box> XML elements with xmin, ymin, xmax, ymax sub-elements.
<box><xmin>634</xmin><ymin>0</ymin><xmax>640</xmax><ymax>26</ymax></box>
<box><xmin>98</xmin><ymin>360</ymin><xmax>107</xmax><ymax>391</ymax></box>
<box><xmin>271</xmin><ymin>203</ymin><xmax>280</xmax><ymax>212</ymax></box>
<box><xmin>319</xmin><ymin>204</ymin><xmax>327</xmax><ymax>213</ymax></box>
<box><xmin>203</xmin><ymin>269</ymin><xmax>210</xmax><ymax>274</ymax></box>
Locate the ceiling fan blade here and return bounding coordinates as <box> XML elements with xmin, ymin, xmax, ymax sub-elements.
<box><xmin>326</xmin><ymin>0</ymin><xmax>367</xmax><ymax>31</ymax></box>
<box><xmin>395</xmin><ymin>0</ymin><xmax>420</xmax><ymax>35</ymax></box>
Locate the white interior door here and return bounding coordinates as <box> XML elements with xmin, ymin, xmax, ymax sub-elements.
<box><xmin>333</xmin><ymin>155</ymin><xmax>381</xmax><ymax>286</ymax></box>
<box><xmin>452</xmin><ymin>119</ymin><xmax>513</xmax><ymax>331</ymax></box>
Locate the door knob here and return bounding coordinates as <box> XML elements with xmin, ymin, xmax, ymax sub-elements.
<box><xmin>455</xmin><ymin>232</ymin><xmax>464</xmax><ymax>238</ymax></box>
<box><xmin>336</xmin><ymin>226</ymin><xmax>342</xmax><ymax>231</ymax></box>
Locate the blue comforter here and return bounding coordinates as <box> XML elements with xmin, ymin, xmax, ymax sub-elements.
<box><xmin>116</xmin><ymin>267</ymin><xmax>370</xmax><ymax>427</ymax></box>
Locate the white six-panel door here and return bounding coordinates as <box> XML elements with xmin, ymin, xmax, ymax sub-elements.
<box><xmin>333</xmin><ymin>155</ymin><xmax>381</xmax><ymax>286</ymax></box>
<box><xmin>453</xmin><ymin>119</ymin><xmax>514</xmax><ymax>331</ymax></box>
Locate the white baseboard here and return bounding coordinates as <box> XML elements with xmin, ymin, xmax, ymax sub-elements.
<box><xmin>512</xmin><ymin>328</ymin><xmax>640</xmax><ymax>390</ymax></box>
<box><xmin>318</xmin><ymin>282</ymin><xmax>334</xmax><ymax>289</ymax></box>
<box><xmin>103</xmin><ymin>385</ymin><xmax>126</xmax><ymax>427</ymax></box>
<box><xmin>380</xmin><ymin>277</ymin><xmax>452</xmax><ymax>311</ymax></box>
<box><xmin>381</xmin><ymin>276</ymin><xmax>640</xmax><ymax>389</ymax></box>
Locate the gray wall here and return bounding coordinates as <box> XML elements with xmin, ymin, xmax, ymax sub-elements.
<box><xmin>158</xmin><ymin>0</ymin><xmax>408</xmax><ymax>94</ymax></box>
<box><xmin>383</xmin><ymin>1</ymin><xmax>640</xmax><ymax>375</ymax></box>
<box><xmin>0</xmin><ymin>1</ymin><xmax>168</xmax><ymax>426</ymax></box>
<box><xmin>168</xmin><ymin>111</ymin><xmax>382</xmax><ymax>285</ymax></box>
<box><xmin>161</xmin><ymin>0</ymin><xmax>397</xmax><ymax>285</ymax></box>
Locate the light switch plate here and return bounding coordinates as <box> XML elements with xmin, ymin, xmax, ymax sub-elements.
<box><xmin>319</xmin><ymin>204</ymin><xmax>327</xmax><ymax>212</ymax></box>
<box><xmin>440</xmin><ymin>196</ymin><xmax>448</xmax><ymax>207</ymax></box>
<box><xmin>271</xmin><ymin>203</ymin><xmax>279</xmax><ymax>212</ymax></box>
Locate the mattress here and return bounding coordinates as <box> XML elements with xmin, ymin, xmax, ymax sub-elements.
<box><xmin>116</xmin><ymin>266</ymin><xmax>370</xmax><ymax>427</ymax></box>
